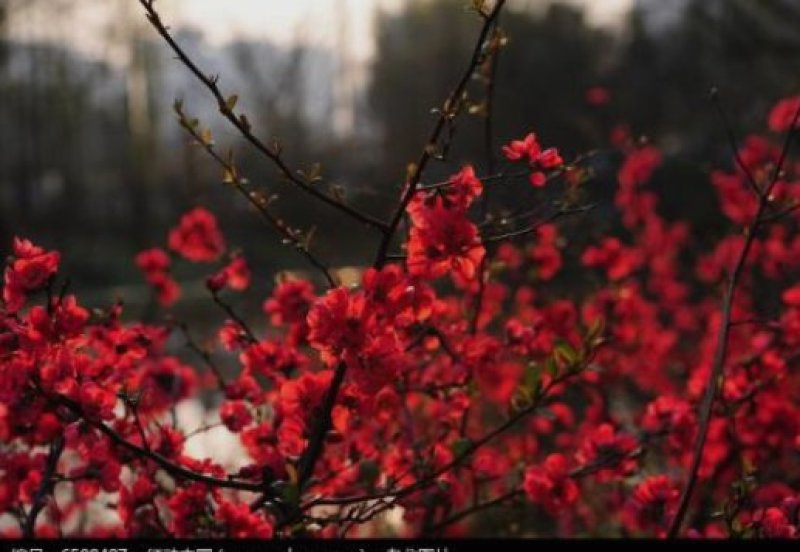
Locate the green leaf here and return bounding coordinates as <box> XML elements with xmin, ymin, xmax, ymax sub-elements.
<box><xmin>199</xmin><ymin>128</ymin><xmax>213</xmax><ymax>146</ymax></box>
<box><xmin>545</xmin><ymin>356</ymin><xmax>558</xmax><ymax>378</ymax></box>
<box><xmin>450</xmin><ymin>438</ymin><xmax>472</xmax><ymax>458</ymax></box>
<box><xmin>281</xmin><ymin>482</ymin><xmax>300</xmax><ymax>507</ymax></box>
<box><xmin>510</xmin><ymin>387</ymin><xmax>534</xmax><ymax>413</ymax></box>
<box><xmin>359</xmin><ymin>459</ymin><xmax>379</xmax><ymax>487</ymax></box>
<box><xmin>224</xmin><ymin>94</ymin><xmax>239</xmax><ymax>112</ymax></box>
<box><xmin>523</xmin><ymin>362</ymin><xmax>542</xmax><ymax>392</ymax></box>
<box><xmin>553</xmin><ymin>341</ymin><xmax>578</xmax><ymax>366</ymax></box>
<box><xmin>586</xmin><ymin>316</ymin><xmax>606</xmax><ymax>346</ymax></box>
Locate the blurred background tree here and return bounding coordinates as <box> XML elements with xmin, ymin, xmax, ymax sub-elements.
<box><xmin>0</xmin><ymin>0</ymin><xmax>799</xmax><ymax>314</ymax></box>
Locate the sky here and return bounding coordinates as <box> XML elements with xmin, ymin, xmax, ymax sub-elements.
<box><xmin>166</xmin><ymin>0</ymin><xmax>633</xmax><ymax>54</ymax></box>
<box><xmin>3</xmin><ymin>0</ymin><xmax>635</xmax><ymax>135</ymax></box>
<box><xmin>6</xmin><ymin>0</ymin><xmax>634</xmax><ymax>66</ymax></box>
<box><xmin>173</xmin><ymin>0</ymin><xmax>402</xmax><ymax>62</ymax></box>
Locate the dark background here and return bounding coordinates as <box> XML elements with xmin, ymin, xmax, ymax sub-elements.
<box><xmin>1</xmin><ymin>0</ymin><xmax>799</xmax><ymax>319</ymax></box>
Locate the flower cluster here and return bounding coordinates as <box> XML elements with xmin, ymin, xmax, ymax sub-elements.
<box><xmin>406</xmin><ymin>166</ymin><xmax>486</xmax><ymax>286</ymax></box>
<box><xmin>168</xmin><ymin>207</ymin><xmax>226</xmax><ymax>262</ymax></box>
<box><xmin>1</xmin><ymin>93</ymin><xmax>800</xmax><ymax>540</ymax></box>
<box><xmin>501</xmin><ymin>132</ymin><xmax>564</xmax><ymax>187</ymax></box>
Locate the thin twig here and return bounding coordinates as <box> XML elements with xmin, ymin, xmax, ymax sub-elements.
<box><xmin>710</xmin><ymin>89</ymin><xmax>762</xmax><ymax>197</ymax></box>
<box><xmin>23</xmin><ymin>435</ymin><xmax>65</xmax><ymax>537</ymax></box>
<box><xmin>174</xmin><ymin>103</ymin><xmax>337</xmax><ymax>288</ymax></box>
<box><xmin>304</xmin><ymin>363</ymin><xmax>590</xmax><ymax>511</ymax></box>
<box><xmin>210</xmin><ymin>290</ymin><xmax>258</xmax><ymax>344</ymax></box>
<box><xmin>175</xmin><ymin>321</ymin><xmax>227</xmax><ymax>390</ymax></box>
<box><xmin>430</xmin><ymin>489</ymin><xmax>522</xmax><ymax>534</ymax></box>
<box><xmin>373</xmin><ymin>0</ymin><xmax>507</xmax><ymax>268</ymax></box>
<box><xmin>417</xmin><ymin>150</ymin><xmax>602</xmax><ymax>193</ymax></box>
<box><xmin>481</xmin><ymin>203</ymin><xmax>594</xmax><ymax>245</ymax></box>
<box><xmin>138</xmin><ymin>0</ymin><xmax>388</xmax><ymax>233</ymax></box>
<box><xmin>668</xmin><ymin>100</ymin><xmax>800</xmax><ymax>538</ymax></box>
<box><xmin>47</xmin><ymin>392</ymin><xmax>263</xmax><ymax>493</ymax></box>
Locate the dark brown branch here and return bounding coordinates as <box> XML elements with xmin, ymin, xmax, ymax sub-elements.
<box><xmin>138</xmin><ymin>0</ymin><xmax>388</xmax><ymax>233</ymax></box>
<box><xmin>210</xmin><ymin>290</ymin><xmax>259</xmax><ymax>345</ymax></box>
<box><xmin>710</xmin><ymin>89</ymin><xmax>762</xmax><ymax>197</ymax></box>
<box><xmin>668</xmin><ymin>100</ymin><xmax>800</xmax><ymax>538</ymax></box>
<box><xmin>251</xmin><ymin>361</ymin><xmax>349</xmax><ymax>515</ymax></box>
<box><xmin>174</xmin><ymin>103</ymin><xmax>337</xmax><ymax>288</ymax></box>
<box><xmin>23</xmin><ymin>435</ymin><xmax>65</xmax><ymax>537</ymax></box>
<box><xmin>95</xmin><ymin>417</ymin><xmax>261</xmax><ymax>492</ymax></box>
<box><xmin>373</xmin><ymin>0</ymin><xmax>507</xmax><ymax>268</ymax></box>
<box><xmin>428</xmin><ymin>489</ymin><xmax>522</xmax><ymax>534</ymax></box>
<box><xmin>304</xmin><ymin>365</ymin><xmax>587</xmax><ymax>510</ymax></box>
<box><xmin>49</xmin><ymin>393</ymin><xmax>263</xmax><ymax>493</ymax></box>
<box><xmin>758</xmin><ymin>200</ymin><xmax>800</xmax><ymax>223</ymax></box>
<box><xmin>297</xmin><ymin>361</ymin><xmax>348</xmax><ymax>487</ymax></box>
<box><xmin>175</xmin><ymin>321</ymin><xmax>227</xmax><ymax>390</ymax></box>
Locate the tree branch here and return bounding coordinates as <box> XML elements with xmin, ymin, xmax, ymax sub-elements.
<box><xmin>174</xmin><ymin>102</ymin><xmax>337</xmax><ymax>288</ymax></box>
<box><xmin>373</xmin><ymin>0</ymin><xmax>507</xmax><ymax>268</ymax></box>
<box><xmin>668</xmin><ymin>100</ymin><xmax>800</xmax><ymax>537</ymax></box>
<box><xmin>47</xmin><ymin>392</ymin><xmax>264</xmax><ymax>493</ymax></box>
<box><xmin>138</xmin><ymin>0</ymin><xmax>388</xmax><ymax>233</ymax></box>
<box><xmin>23</xmin><ymin>435</ymin><xmax>65</xmax><ymax>537</ymax></box>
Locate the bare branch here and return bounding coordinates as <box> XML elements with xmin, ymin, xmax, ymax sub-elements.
<box><xmin>138</xmin><ymin>0</ymin><xmax>388</xmax><ymax>233</ymax></box>
<box><xmin>174</xmin><ymin>102</ymin><xmax>337</xmax><ymax>288</ymax></box>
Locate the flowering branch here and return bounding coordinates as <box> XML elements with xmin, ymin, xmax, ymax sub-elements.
<box><xmin>373</xmin><ymin>0</ymin><xmax>507</xmax><ymax>268</ymax></box>
<box><xmin>46</xmin><ymin>391</ymin><xmax>264</xmax><ymax>493</ymax></box>
<box><xmin>668</xmin><ymin>98</ymin><xmax>800</xmax><ymax>538</ymax></box>
<box><xmin>303</xmin><ymin>344</ymin><xmax>598</xmax><ymax>513</ymax></box>
<box><xmin>22</xmin><ymin>435</ymin><xmax>65</xmax><ymax>537</ymax></box>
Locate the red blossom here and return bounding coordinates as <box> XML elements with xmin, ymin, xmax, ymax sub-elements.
<box><xmin>585</xmin><ymin>86</ymin><xmax>611</xmax><ymax>105</ymax></box>
<box><xmin>523</xmin><ymin>453</ymin><xmax>580</xmax><ymax>514</ymax></box>
<box><xmin>136</xmin><ymin>247</ymin><xmax>180</xmax><ymax>307</ymax></box>
<box><xmin>768</xmin><ymin>95</ymin><xmax>800</xmax><ymax>133</ymax></box>
<box><xmin>582</xmin><ymin>237</ymin><xmax>643</xmax><ymax>280</ymax></box>
<box><xmin>135</xmin><ymin>247</ymin><xmax>170</xmax><ymax>277</ymax></box>
<box><xmin>502</xmin><ymin>132</ymin><xmax>540</xmax><ymax>161</ymax></box>
<box><xmin>529</xmin><ymin>224</ymin><xmax>562</xmax><ymax>280</ymax></box>
<box><xmin>219</xmin><ymin>400</ymin><xmax>253</xmax><ymax>432</ymax></box>
<box><xmin>501</xmin><ymin>133</ymin><xmax>564</xmax><ymax>187</ymax></box>
<box><xmin>168</xmin><ymin>207</ymin><xmax>226</xmax><ymax>262</ymax></box>
<box><xmin>575</xmin><ymin>423</ymin><xmax>639</xmax><ymax>481</ymax></box>
<box><xmin>215</xmin><ymin>501</ymin><xmax>273</xmax><ymax>538</ymax></box>
<box><xmin>618</xmin><ymin>145</ymin><xmax>662</xmax><ymax>188</ymax></box>
<box><xmin>2</xmin><ymin>238</ymin><xmax>60</xmax><ymax>312</ymax></box>
<box><xmin>208</xmin><ymin>254</ymin><xmax>251</xmax><ymax>293</ymax></box>
<box><xmin>760</xmin><ymin>507</ymin><xmax>797</xmax><ymax>538</ymax></box>
<box><xmin>621</xmin><ymin>475</ymin><xmax>680</xmax><ymax>537</ymax></box>
<box><xmin>3</xmin><ymin>88</ymin><xmax>800</xmax><ymax>540</ymax></box>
